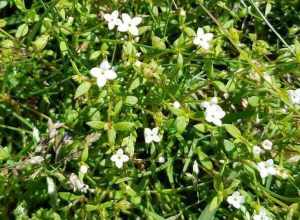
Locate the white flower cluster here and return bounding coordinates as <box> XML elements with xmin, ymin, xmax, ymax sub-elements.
<box><xmin>104</xmin><ymin>11</ymin><xmax>142</xmax><ymax>36</ymax></box>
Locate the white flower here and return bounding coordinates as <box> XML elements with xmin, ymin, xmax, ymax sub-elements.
<box><xmin>201</xmin><ymin>97</ymin><xmax>225</xmax><ymax>126</ymax></box>
<box><xmin>69</xmin><ymin>173</ymin><xmax>89</xmax><ymax>193</ymax></box>
<box><xmin>253</xmin><ymin>208</ymin><xmax>271</xmax><ymax>220</ymax></box>
<box><xmin>158</xmin><ymin>156</ymin><xmax>165</xmax><ymax>163</ymax></box>
<box><xmin>27</xmin><ymin>156</ymin><xmax>44</xmax><ymax>165</ymax></box>
<box><xmin>226</xmin><ymin>191</ymin><xmax>245</xmax><ymax>209</ymax></box>
<box><xmin>144</xmin><ymin>127</ymin><xmax>161</xmax><ymax>144</ymax></box>
<box><xmin>192</xmin><ymin>161</ymin><xmax>199</xmax><ymax>175</ymax></box>
<box><xmin>193</xmin><ymin>27</ymin><xmax>213</xmax><ymax>49</ymax></box>
<box><xmin>118</xmin><ymin>13</ymin><xmax>142</xmax><ymax>36</ymax></box>
<box><xmin>104</xmin><ymin>10</ymin><xmax>121</xmax><ymax>30</ymax></box>
<box><xmin>111</xmin><ymin>149</ymin><xmax>129</xmax><ymax>169</ymax></box>
<box><xmin>253</xmin><ymin>145</ymin><xmax>264</xmax><ymax>156</ymax></box>
<box><xmin>90</xmin><ymin>60</ymin><xmax>117</xmax><ymax>88</ymax></box>
<box><xmin>257</xmin><ymin>159</ymin><xmax>277</xmax><ymax>179</ymax></box>
<box><xmin>172</xmin><ymin>101</ymin><xmax>181</xmax><ymax>109</ymax></box>
<box><xmin>288</xmin><ymin>89</ymin><xmax>300</xmax><ymax>105</ymax></box>
<box><xmin>80</xmin><ymin>164</ymin><xmax>89</xmax><ymax>174</ymax></box>
<box><xmin>261</xmin><ymin>139</ymin><xmax>272</xmax><ymax>151</ymax></box>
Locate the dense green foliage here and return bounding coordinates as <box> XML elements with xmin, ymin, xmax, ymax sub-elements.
<box><xmin>1</xmin><ymin>0</ymin><xmax>300</xmax><ymax>219</ymax></box>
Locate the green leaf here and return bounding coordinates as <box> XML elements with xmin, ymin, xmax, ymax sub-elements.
<box><xmin>89</xmin><ymin>51</ymin><xmax>101</xmax><ymax>60</ymax></box>
<box><xmin>58</xmin><ymin>192</ymin><xmax>82</xmax><ymax>201</ymax></box>
<box><xmin>224</xmin><ymin>139</ymin><xmax>235</xmax><ymax>152</ymax></box>
<box><xmin>0</xmin><ymin>147</ymin><xmax>10</xmax><ymax>160</ymax></box>
<box><xmin>125</xmin><ymin>96</ymin><xmax>138</xmax><ymax>106</ymax></box>
<box><xmin>151</xmin><ymin>35</ymin><xmax>166</xmax><ymax>49</ymax></box>
<box><xmin>0</xmin><ymin>1</ymin><xmax>8</xmax><ymax>9</ymax></box>
<box><xmin>15</xmin><ymin>23</ymin><xmax>28</xmax><ymax>38</ymax></box>
<box><xmin>86</xmin><ymin>121</ymin><xmax>106</xmax><ymax>129</ymax></box>
<box><xmin>197</xmin><ymin>149</ymin><xmax>213</xmax><ymax>170</ymax></box>
<box><xmin>175</xmin><ymin>116</ymin><xmax>188</xmax><ymax>134</ymax></box>
<box><xmin>114</xmin><ymin>122</ymin><xmax>135</xmax><ymax>131</ymax></box>
<box><xmin>81</xmin><ymin>145</ymin><xmax>88</xmax><ymax>162</ymax></box>
<box><xmin>129</xmin><ymin>78</ymin><xmax>140</xmax><ymax>91</ymax></box>
<box><xmin>75</xmin><ymin>81</ymin><xmax>91</xmax><ymax>98</ymax></box>
<box><xmin>33</xmin><ymin>34</ymin><xmax>49</xmax><ymax>51</ymax></box>
<box><xmin>212</xmin><ymin>81</ymin><xmax>227</xmax><ymax>92</ymax></box>
<box><xmin>224</xmin><ymin>124</ymin><xmax>241</xmax><ymax>139</ymax></box>
<box><xmin>15</xmin><ymin>0</ymin><xmax>26</xmax><ymax>11</ymax></box>
<box><xmin>199</xmin><ymin>195</ymin><xmax>222</xmax><ymax>220</ymax></box>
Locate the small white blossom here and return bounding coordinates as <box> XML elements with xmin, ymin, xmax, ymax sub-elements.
<box><xmin>201</xmin><ymin>97</ymin><xmax>225</xmax><ymax>126</ymax></box>
<box><xmin>104</xmin><ymin>10</ymin><xmax>121</xmax><ymax>30</ymax></box>
<box><xmin>144</xmin><ymin>127</ymin><xmax>161</xmax><ymax>144</ymax></box>
<box><xmin>257</xmin><ymin>159</ymin><xmax>277</xmax><ymax>179</ymax></box>
<box><xmin>111</xmin><ymin>149</ymin><xmax>129</xmax><ymax>169</ymax></box>
<box><xmin>193</xmin><ymin>27</ymin><xmax>213</xmax><ymax>49</ymax></box>
<box><xmin>261</xmin><ymin>139</ymin><xmax>272</xmax><ymax>151</ymax></box>
<box><xmin>28</xmin><ymin>156</ymin><xmax>44</xmax><ymax>165</ymax></box>
<box><xmin>69</xmin><ymin>173</ymin><xmax>89</xmax><ymax>193</ymax></box>
<box><xmin>253</xmin><ymin>145</ymin><xmax>264</xmax><ymax>156</ymax></box>
<box><xmin>90</xmin><ymin>60</ymin><xmax>117</xmax><ymax>88</ymax></box>
<box><xmin>253</xmin><ymin>208</ymin><xmax>271</xmax><ymax>220</ymax></box>
<box><xmin>80</xmin><ymin>164</ymin><xmax>89</xmax><ymax>174</ymax></box>
<box><xmin>172</xmin><ymin>101</ymin><xmax>181</xmax><ymax>109</ymax></box>
<box><xmin>226</xmin><ymin>191</ymin><xmax>245</xmax><ymax>209</ymax></box>
<box><xmin>192</xmin><ymin>161</ymin><xmax>199</xmax><ymax>175</ymax></box>
<box><xmin>158</xmin><ymin>156</ymin><xmax>165</xmax><ymax>163</ymax></box>
<box><xmin>288</xmin><ymin>89</ymin><xmax>300</xmax><ymax>105</ymax></box>
<box><xmin>118</xmin><ymin>13</ymin><xmax>142</xmax><ymax>36</ymax></box>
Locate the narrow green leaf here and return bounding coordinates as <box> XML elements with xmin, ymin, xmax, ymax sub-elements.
<box><xmin>86</xmin><ymin>121</ymin><xmax>105</xmax><ymax>129</ymax></box>
<box><xmin>15</xmin><ymin>24</ymin><xmax>28</xmax><ymax>38</ymax></box>
<box><xmin>125</xmin><ymin>96</ymin><xmax>138</xmax><ymax>106</ymax></box>
<box><xmin>199</xmin><ymin>195</ymin><xmax>222</xmax><ymax>220</ymax></box>
<box><xmin>114</xmin><ymin>122</ymin><xmax>135</xmax><ymax>131</ymax></box>
<box><xmin>224</xmin><ymin>124</ymin><xmax>241</xmax><ymax>139</ymax></box>
<box><xmin>75</xmin><ymin>81</ymin><xmax>91</xmax><ymax>98</ymax></box>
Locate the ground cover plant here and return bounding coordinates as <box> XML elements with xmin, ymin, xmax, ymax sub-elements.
<box><xmin>1</xmin><ymin>0</ymin><xmax>300</xmax><ymax>219</ymax></box>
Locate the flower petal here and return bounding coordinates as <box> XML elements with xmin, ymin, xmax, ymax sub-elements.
<box><xmin>90</xmin><ymin>67</ymin><xmax>102</xmax><ymax>78</ymax></box>
<box><xmin>100</xmin><ymin>60</ymin><xmax>111</xmax><ymax>70</ymax></box>
<box><xmin>115</xmin><ymin>160</ymin><xmax>123</xmax><ymax>168</ymax></box>
<box><xmin>96</xmin><ymin>75</ymin><xmax>107</xmax><ymax>87</ymax></box>
<box><xmin>104</xmin><ymin>70</ymin><xmax>117</xmax><ymax>80</ymax></box>
<box><xmin>122</xmin><ymin>13</ymin><xmax>131</xmax><ymax>24</ymax></box>
<box><xmin>129</xmin><ymin>26</ymin><xmax>139</xmax><ymax>36</ymax></box>
<box><xmin>132</xmin><ymin>17</ymin><xmax>142</xmax><ymax>25</ymax></box>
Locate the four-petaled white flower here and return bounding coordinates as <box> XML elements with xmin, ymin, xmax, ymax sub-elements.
<box><xmin>111</xmin><ymin>149</ymin><xmax>129</xmax><ymax>169</ymax></box>
<box><xmin>261</xmin><ymin>139</ymin><xmax>272</xmax><ymax>151</ymax></box>
<box><xmin>193</xmin><ymin>27</ymin><xmax>213</xmax><ymax>49</ymax></box>
<box><xmin>144</xmin><ymin>127</ymin><xmax>161</xmax><ymax>144</ymax></box>
<box><xmin>253</xmin><ymin>208</ymin><xmax>271</xmax><ymax>220</ymax></box>
<box><xmin>69</xmin><ymin>173</ymin><xmax>89</xmax><ymax>193</ymax></box>
<box><xmin>226</xmin><ymin>191</ymin><xmax>245</xmax><ymax>209</ymax></box>
<box><xmin>201</xmin><ymin>97</ymin><xmax>226</xmax><ymax>126</ymax></box>
<box><xmin>172</xmin><ymin>101</ymin><xmax>181</xmax><ymax>109</ymax></box>
<box><xmin>192</xmin><ymin>160</ymin><xmax>199</xmax><ymax>175</ymax></box>
<box><xmin>90</xmin><ymin>60</ymin><xmax>117</xmax><ymax>88</ymax></box>
<box><xmin>118</xmin><ymin>13</ymin><xmax>142</xmax><ymax>36</ymax></box>
<box><xmin>257</xmin><ymin>159</ymin><xmax>277</xmax><ymax>179</ymax></box>
<box><xmin>104</xmin><ymin>10</ymin><xmax>121</xmax><ymax>30</ymax></box>
<box><xmin>253</xmin><ymin>145</ymin><xmax>264</xmax><ymax>156</ymax></box>
<box><xmin>288</xmin><ymin>89</ymin><xmax>300</xmax><ymax>105</ymax></box>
